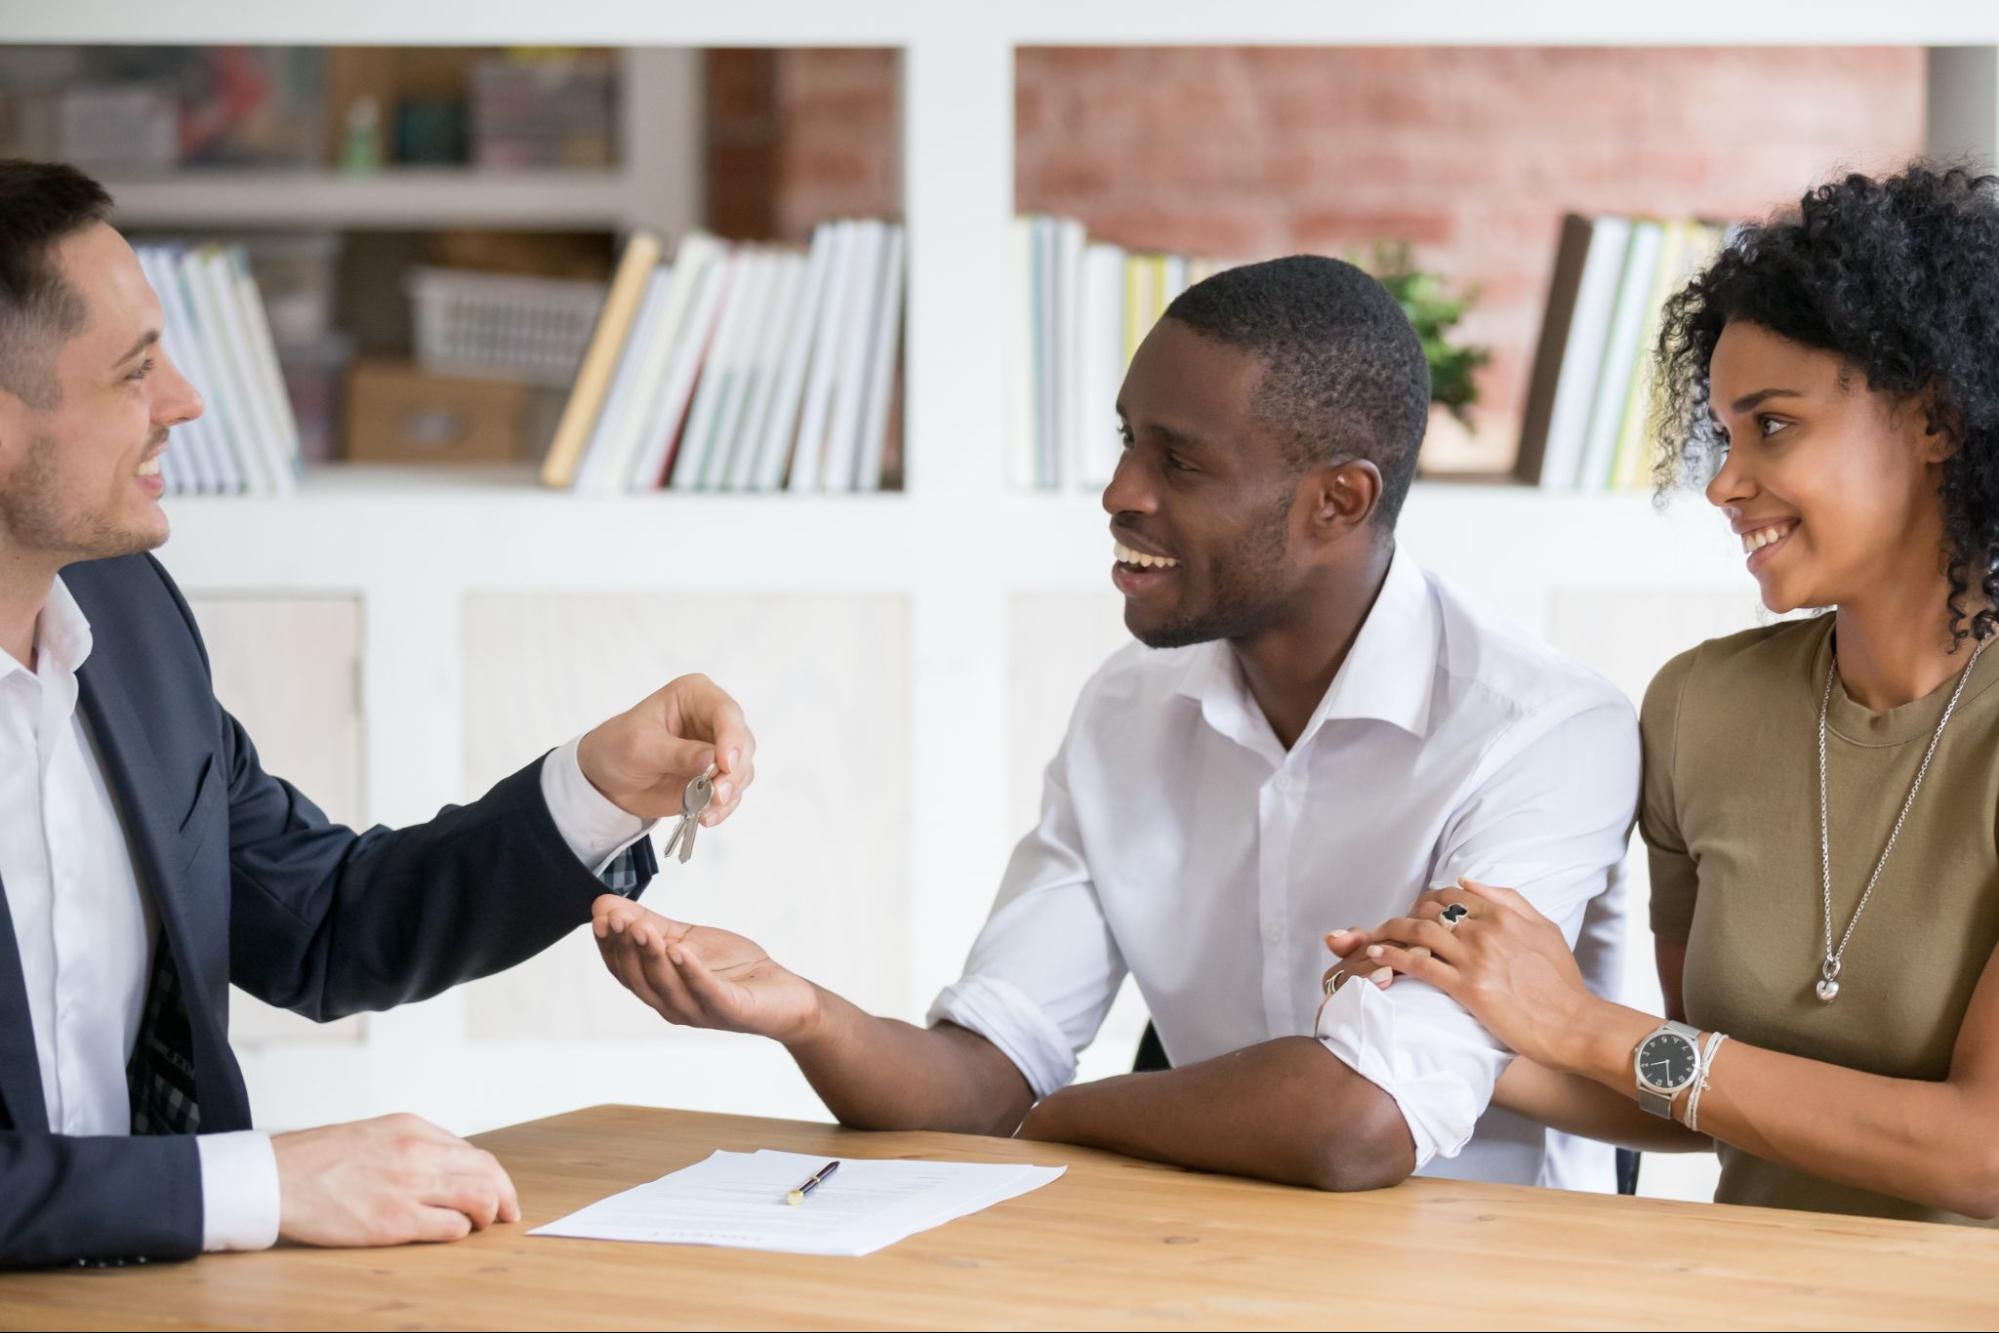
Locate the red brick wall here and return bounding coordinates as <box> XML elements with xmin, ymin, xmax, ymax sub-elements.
<box><xmin>735</xmin><ymin>47</ymin><xmax>1927</xmax><ymax>466</ymax></box>
<box><xmin>770</xmin><ymin>48</ymin><xmax>902</xmax><ymax>240</ymax></box>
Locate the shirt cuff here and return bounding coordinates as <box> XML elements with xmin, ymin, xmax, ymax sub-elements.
<box><xmin>540</xmin><ymin>735</ymin><xmax>656</xmax><ymax>875</ymax></box>
<box><xmin>196</xmin><ymin>1131</ymin><xmax>281</xmax><ymax>1252</ymax></box>
<box><xmin>928</xmin><ymin>974</ymin><xmax>1079</xmax><ymax>1100</ymax></box>
<box><xmin>1312</xmin><ymin>981</ymin><xmax>1501</xmax><ymax>1171</ymax></box>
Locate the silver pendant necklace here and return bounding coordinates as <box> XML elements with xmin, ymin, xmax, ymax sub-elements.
<box><xmin>1814</xmin><ymin>635</ymin><xmax>1989</xmax><ymax>1003</ymax></box>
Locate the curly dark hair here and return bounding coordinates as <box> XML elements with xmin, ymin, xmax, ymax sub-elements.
<box><xmin>1652</xmin><ymin>163</ymin><xmax>1999</xmax><ymax>644</ymax></box>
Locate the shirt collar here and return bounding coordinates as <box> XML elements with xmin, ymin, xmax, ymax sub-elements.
<box><xmin>1309</xmin><ymin>545</ymin><xmax>1437</xmax><ymax>741</ymax></box>
<box><xmin>3</xmin><ymin>576</ymin><xmax>97</xmax><ymax>683</ymax></box>
<box><xmin>1175</xmin><ymin>545</ymin><xmax>1439</xmax><ymax>755</ymax></box>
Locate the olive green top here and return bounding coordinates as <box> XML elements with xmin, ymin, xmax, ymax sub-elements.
<box><xmin>1643</xmin><ymin>615</ymin><xmax>1999</xmax><ymax>1225</ymax></box>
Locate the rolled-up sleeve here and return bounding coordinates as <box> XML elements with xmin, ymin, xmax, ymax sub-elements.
<box><xmin>928</xmin><ymin>721</ymin><xmax>1126</xmax><ymax>1100</ymax></box>
<box><xmin>1314</xmin><ymin>693</ymin><xmax>1640</xmax><ymax>1167</ymax></box>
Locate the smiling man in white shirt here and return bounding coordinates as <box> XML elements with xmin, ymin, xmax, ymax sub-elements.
<box><xmin>594</xmin><ymin>254</ymin><xmax>1638</xmax><ymax>1193</ymax></box>
<box><xmin>0</xmin><ymin>159</ymin><xmax>757</xmax><ymax>1268</ymax></box>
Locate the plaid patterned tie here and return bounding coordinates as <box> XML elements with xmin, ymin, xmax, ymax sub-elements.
<box><xmin>127</xmin><ymin>942</ymin><xmax>200</xmax><ymax>1136</ymax></box>
<box><xmin>598</xmin><ymin>838</ymin><xmax>653</xmax><ymax>898</ymax></box>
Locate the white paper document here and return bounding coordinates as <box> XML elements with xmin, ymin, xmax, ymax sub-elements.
<box><xmin>530</xmin><ymin>1149</ymin><xmax>1066</xmax><ymax>1256</ymax></box>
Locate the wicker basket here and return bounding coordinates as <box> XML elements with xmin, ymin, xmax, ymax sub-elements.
<box><xmin>407</xmin><ymin>266</ymin><xmax>607</xmax><ymax>387</ymax></box>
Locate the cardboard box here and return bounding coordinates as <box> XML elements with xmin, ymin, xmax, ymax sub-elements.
<box><xmin>344</xmin><ymin>358</ymin><xmax>529</xmax><ymax>464</ymax></box>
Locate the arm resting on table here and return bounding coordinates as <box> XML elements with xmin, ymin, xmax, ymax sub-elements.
<box><xmin>787</xmin><ymin>991</ymin><xmax>1035</xmax><ymax>1138</ymax></box>
<box><xmin>0</xmin><ymin>1133</ymin><xmax>201</xmax><ymax>1269</ymax></box>
<box><xmin>1017</xmin><ymin>1036</ymin><xmax>1416</xmax><ymax>1192</ymax></box>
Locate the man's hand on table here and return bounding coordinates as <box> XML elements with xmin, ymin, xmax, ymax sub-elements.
<box><xmin>271</xmin><ymin>1114</ymin><xmax>519</xmax><ymax>1247</ymax></box>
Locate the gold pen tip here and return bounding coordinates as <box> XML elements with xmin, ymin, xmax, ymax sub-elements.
<box><xmin>786</xmin><ymin>1190</ymin><xmax>804</xmax><ymax>1206</ymax></box>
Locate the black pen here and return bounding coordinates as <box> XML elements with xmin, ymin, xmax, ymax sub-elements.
<box><xmin>785</xmin><ymin>1159</ymin><xmax>840</xmax><ymax>1206</ymax></box>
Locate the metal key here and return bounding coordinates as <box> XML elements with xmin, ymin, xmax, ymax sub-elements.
<box><xmin>662</xmin><ymin>773</ymin><xmax>714</xmax><ymax>865</ymax></box>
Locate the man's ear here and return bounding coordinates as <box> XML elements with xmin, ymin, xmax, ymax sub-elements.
<box><xmin>1305</xmin><ymin>458</ymin><xmax>1382</xmax><ymax>540</ymax></box>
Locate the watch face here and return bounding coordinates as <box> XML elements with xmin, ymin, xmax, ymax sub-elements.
<box><xmin>1638</xmin><ymin>1032</ymin><xmax>1699</xmax><ymax>1091</ymax></box>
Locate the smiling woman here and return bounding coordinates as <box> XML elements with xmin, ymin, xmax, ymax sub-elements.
<box><xmin>1655</xmin><ymin>166</ymin><xmax>1999</xmax><ymax>648</ymax></box>
<box><xmin>1334</xmin><ymin>164</ymin><xmax>1999</xmax><ymax>1228</ymax></box>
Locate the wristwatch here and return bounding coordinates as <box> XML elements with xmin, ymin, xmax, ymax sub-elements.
<box><xmin>1633</xmin><ymin>1020</ymin><xmax>1705</xmax><ymax>1118</ymax></box>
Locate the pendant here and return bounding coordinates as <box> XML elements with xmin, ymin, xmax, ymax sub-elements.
<box><xmin>1815</xmin><ymin>977</ymin><xmax>1840</xmax><ymax>1003</ymax></box>
<box><xmin>1816</xmin><ymin>955</ymin><xmax>1841</xmax><ymax>1004</ymax></box>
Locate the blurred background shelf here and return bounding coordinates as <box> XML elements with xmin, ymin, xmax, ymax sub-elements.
<box><xmin>156</xmin><ymin>471</ymin><xmax>1743</xmax><ymax>601</ymax></box>
<box><xmin>16</xmin><ymin>1</ymin><xmax>1999</xmax><ymax>46</ymax></box>
<box><xmin>105</xmin><ymin>168</ymin><xmax>649</xmax><ymax>229</ymax></box>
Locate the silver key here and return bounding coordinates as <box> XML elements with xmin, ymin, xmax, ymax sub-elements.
<box><xmin>662</xmin><ymin>773</ymin><xmax>714</xmax><ymax>865</ymax></box>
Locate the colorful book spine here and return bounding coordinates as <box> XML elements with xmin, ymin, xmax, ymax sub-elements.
<box><xmin>1518</xmin><ymin>212</ymin><xmax>1730</xmax><ymax>491</ymax></box>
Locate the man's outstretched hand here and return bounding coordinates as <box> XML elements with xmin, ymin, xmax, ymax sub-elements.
<box><xmin>592</xmin><ymin>896</ymin><xmax>821</xmax><ymax>1045</ymax></box>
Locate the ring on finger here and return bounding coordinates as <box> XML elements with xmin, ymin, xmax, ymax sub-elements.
<box><xmin>1440</xmin><ymin>902</ymin><xmax>1471</xmax><ymax>929</ymax></box>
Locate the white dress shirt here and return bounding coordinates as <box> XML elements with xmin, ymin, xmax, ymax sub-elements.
<box><xmin>0</xmin><ymin>576</ymin><xmax>650</xmax><ymax>1252</ymax></box>
<box><xmin>930</xmin><ymin>549</ymin><xmax>1639</xmax><ymax>1189</ymax></box>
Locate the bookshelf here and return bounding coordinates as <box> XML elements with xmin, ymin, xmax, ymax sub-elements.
<box><xmin>167</xmin><ymin>466</ymin><xmax>1739</xmax><ymax>598</ymax></box>
<box><xmin>103</xmin><ymin>168</ymin><xmax>646</xmax><ymax>230</ymax></box>
<box><xmin>97</xmin><ymin>49</ymin><xmax>703</xmax><ymax>236</ymax></box>
<box><xmin>14</xmin><ymin>8</ymin><xmax>1999</xmax><ymax>1207</ymax></box>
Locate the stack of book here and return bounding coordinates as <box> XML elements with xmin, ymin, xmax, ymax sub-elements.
<box><xmin>1514</xmin><ymin>213</ymin><xmax>1729</xmax><ymax>492</ymax></box>
<box><xmin>542</xmin><ymin>219</ymin><xmax>906</xmax><ymax>494</ymax></box>
<box><xmin>139</xmin><ymin>242</ymin><xmax>302</xmax><ymax>496</ymax></box>
<box><xmin>1011</xmin><ymin>215</ymin><xmax>1233</xmax><ymax>492</ymax></box>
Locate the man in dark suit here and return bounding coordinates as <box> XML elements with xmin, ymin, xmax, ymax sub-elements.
<box><xmin>0</xmin><ymin>159</ymin><xmax>758</xmax><ymax>1268</ymax></box>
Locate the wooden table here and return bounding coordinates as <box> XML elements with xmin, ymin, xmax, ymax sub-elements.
<box><xmin>5</xmin><ymin>1104</ymin><xmax>1996</xmax><ymax>1330</ymax></box>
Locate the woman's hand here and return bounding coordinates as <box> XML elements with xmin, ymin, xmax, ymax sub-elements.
<box><xmin>1319</xmin><ymin>926</ymin><xmax>1400</xmax><ymax>996</ymax></box>
<box><xmin>1354</xmin><ymin>879</ymin><xmax>1607</xmax><ymax>1071</ymax></box>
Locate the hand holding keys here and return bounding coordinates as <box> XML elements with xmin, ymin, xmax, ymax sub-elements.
<box><xmin>574</xmin><ymin>673</ymin><xmax>755</xmax><ymax>831</ymax></box>
<box><xmin>662</xmin><ymin>772</ymin><xmax>714</xmax><ymax>865</ymax></box>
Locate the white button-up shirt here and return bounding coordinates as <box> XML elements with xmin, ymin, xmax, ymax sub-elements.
<box><xmin>930</xmin><ymin>549</ymin><xmax>1638</xmax><ymax>1189</ymax></box>
<box><xmin>0</xmin><ymin>577</ymin><xmax>649</xmax><ymax>1252</ymax></box>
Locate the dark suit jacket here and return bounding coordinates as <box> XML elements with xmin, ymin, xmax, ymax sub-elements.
<box><xmin>0</xmin><ymin>554</ymin><xmax>656</xmax><ymax>1268</ymax></box>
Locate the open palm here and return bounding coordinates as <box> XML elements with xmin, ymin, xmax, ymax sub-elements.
<box><xmin>592</xmin><ymin>898</ymin><xmax>819</xmax><ymax>1042</ymax></box>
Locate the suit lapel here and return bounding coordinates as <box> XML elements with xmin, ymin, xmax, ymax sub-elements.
<box><xmin>75</xmin><ymin>661</ymin><xmax>189</xmax><ymax>954</ymax></box>
<box><xmin>75</xmin><ymin>659</ymin><xmax>220</xmax><ymax>1089</ymax></box>
<box><xmin>0</xmin><ymin>871</ymin><xmax>49</xmax><ymax>1131</ymax></box>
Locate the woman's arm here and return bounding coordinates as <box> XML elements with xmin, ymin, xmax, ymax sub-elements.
<box><xmin>1655</xmin><ymin>936</ymin><xmax>1688</xmax><ymax>1023</ymax></box>
<box><xmin>1324</xmin><ymin>927</ymin><xmax>1711</xmax><ymax>1152</ymax></box>
<box><xmin>1493</xmin><ymin>1057</ymin><xmax>1712</xmax><ymax>1153</ymax></box>
<box><xmin>1367</xmin><ymin>881</ymin><xmax>1999</xmax><ymax>1219</ymax></box>
<box><xmin>1562</xmin><ymin>963</ymin><xmax>1999</xmax><ymax>1218</ymax></box>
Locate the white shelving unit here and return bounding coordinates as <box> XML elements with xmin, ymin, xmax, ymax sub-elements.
<box><xmin>14</xmin><ymin>7</ymin><xmax>1999</xmax><ymax>1176</ymax></box>
<box><xmin>105</xmin><ymin>168</ymin><xmax>646</xmax><ymax>229</ymax></box>
<box><xmin>101</xmin><ymin>47</ymin><xmax>703</xmax><ymax>235</ymax></box>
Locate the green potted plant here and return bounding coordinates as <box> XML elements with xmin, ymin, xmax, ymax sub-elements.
<box><xmin>1363</xmin><ymin>243</ymin><xmax>1495</xmax><ymax>474</ymax></box>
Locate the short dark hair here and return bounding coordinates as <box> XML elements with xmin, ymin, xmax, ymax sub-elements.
<box><xmin>0</xmin><ymin>159</ymin><xmax>114</xmax><ymax>408</ymax></box>
<box><xmin>1165</xmin><ymin>255</ymin><xmax>1431</xmax><ymax>528</ymax></box>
